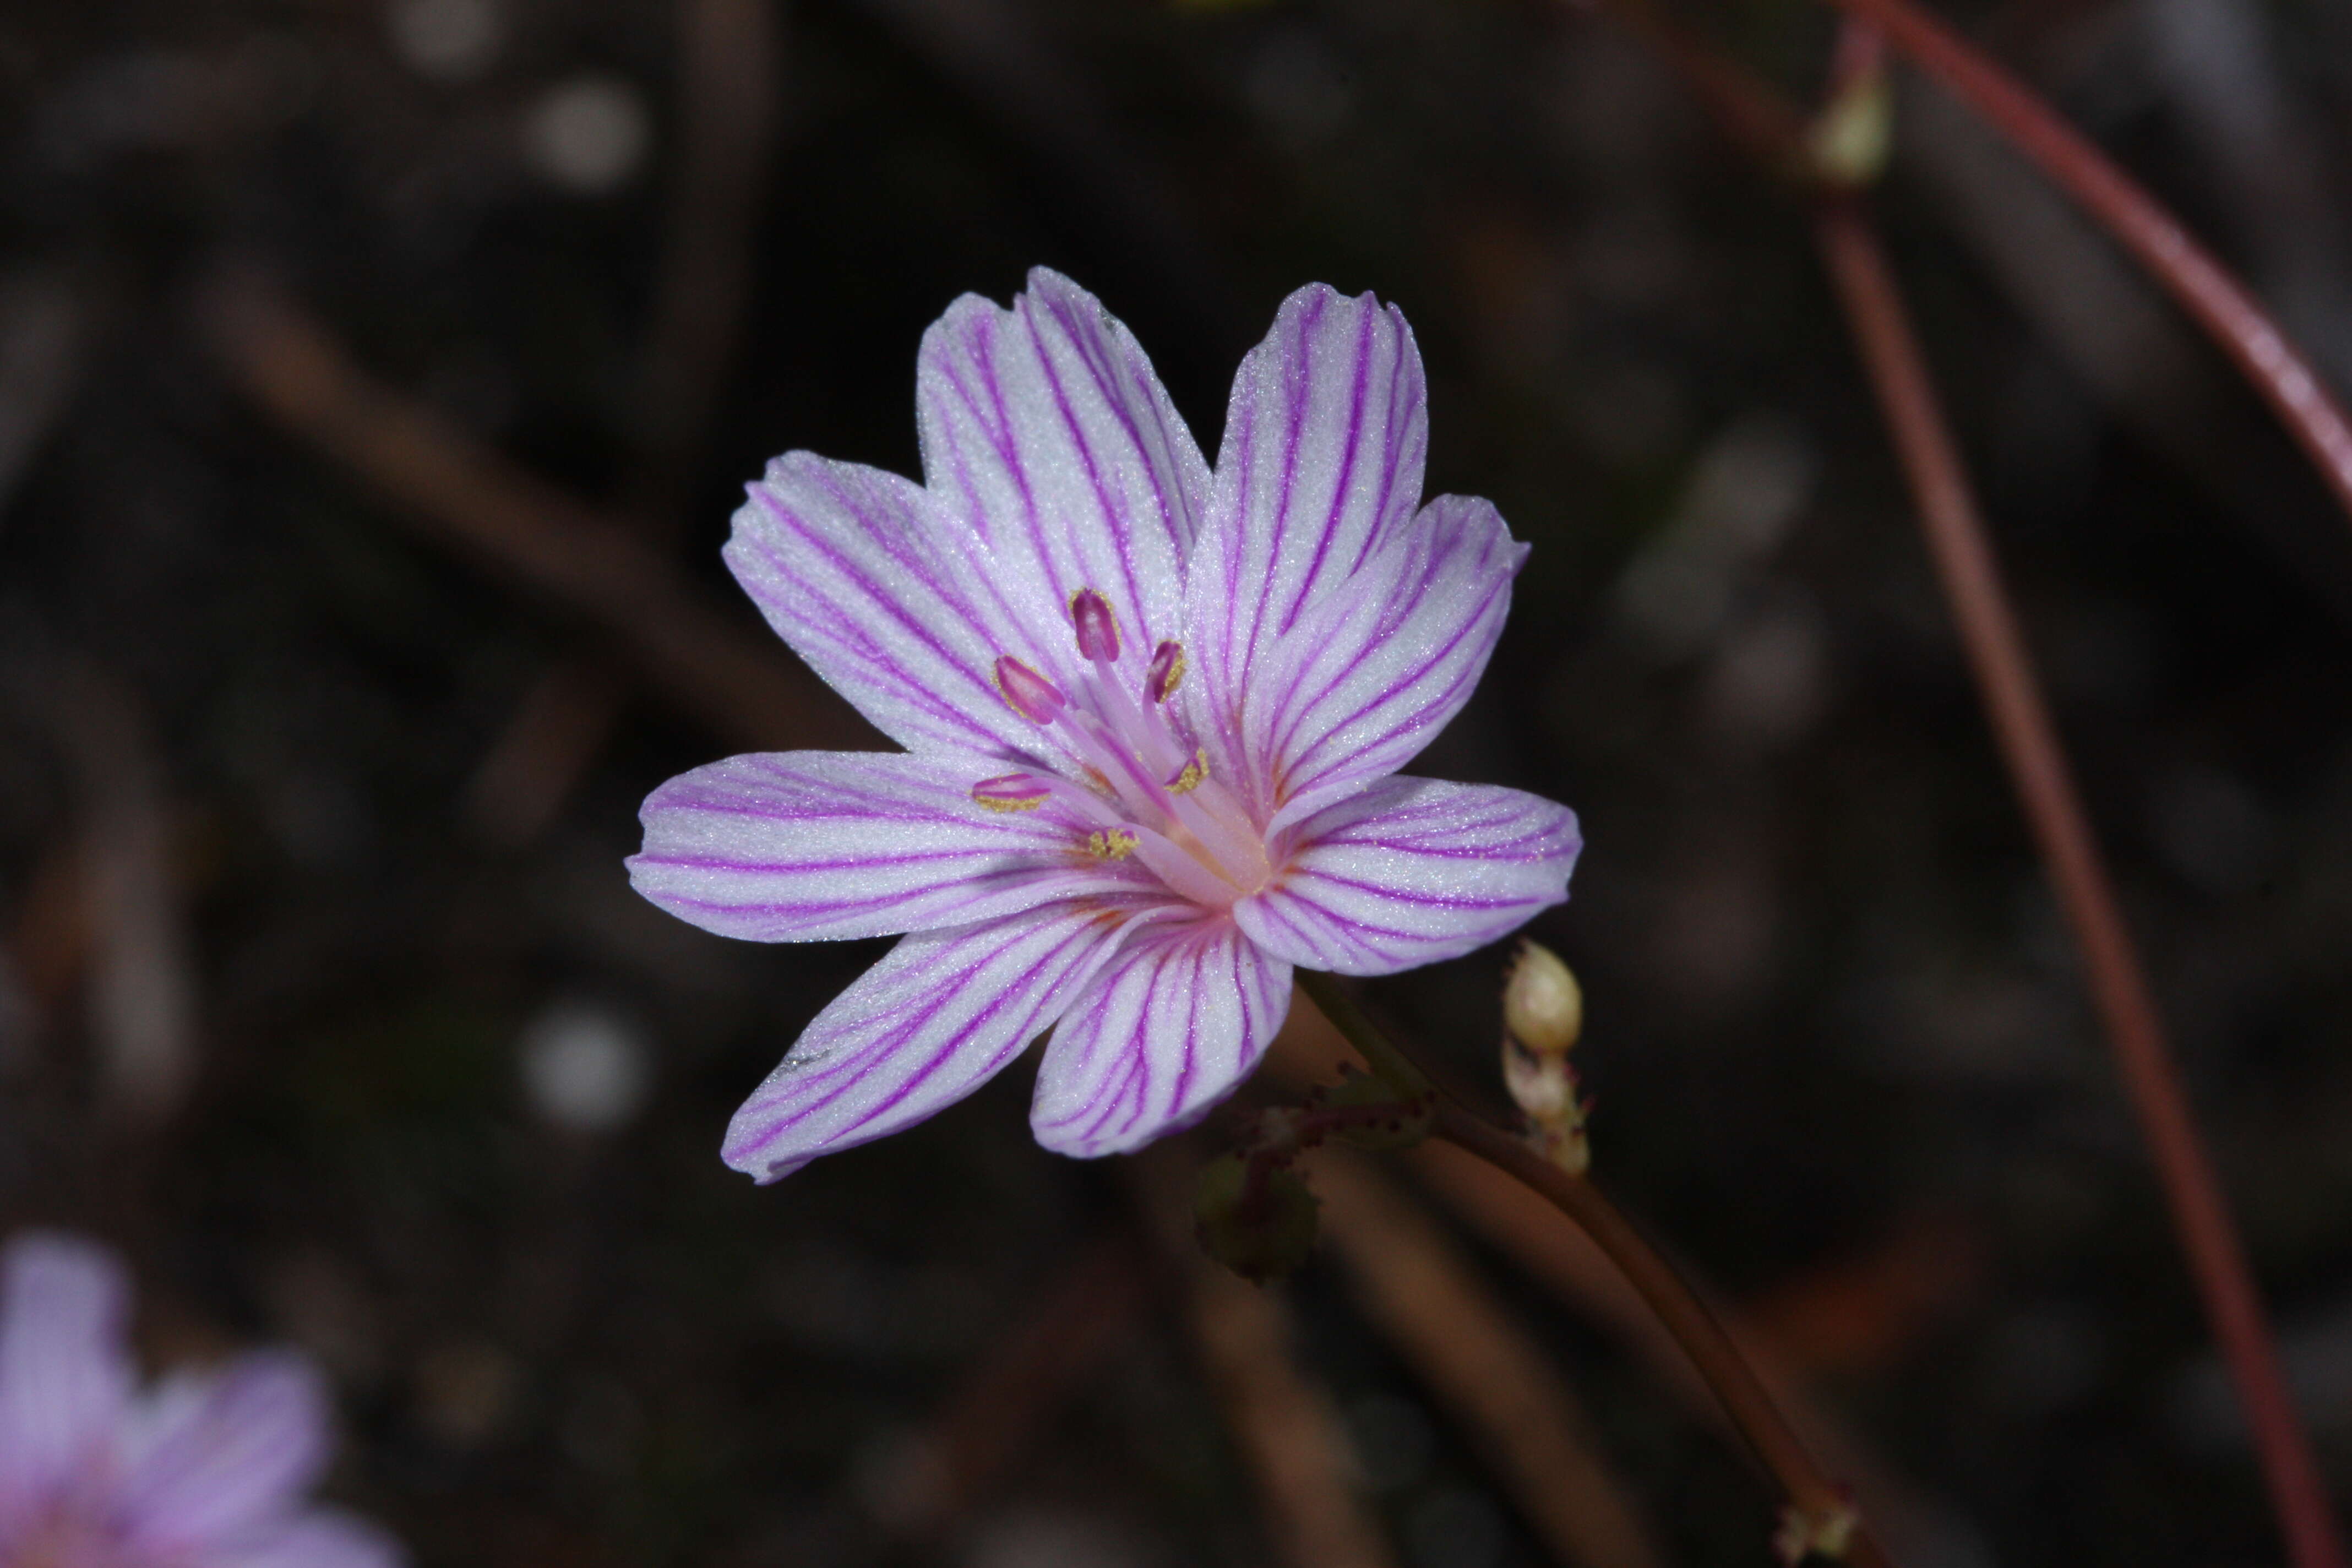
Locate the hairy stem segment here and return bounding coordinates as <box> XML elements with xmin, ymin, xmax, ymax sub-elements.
<box><xmin>1812</xmin><ymin>198</ymin><xmax>2349</xmax><ymax>1568</ymax></box>
<box><xmin>1816</xmin><ymin>0</ymin><xmax>2352</xmax><ymax>531</ymax></box>
<box><xmin>1294</xmin><ymin>973</ymin><xmax>1890</xmax><ymax>1567</ymax></box>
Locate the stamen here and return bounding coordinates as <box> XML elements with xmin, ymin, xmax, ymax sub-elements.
<box><xmin>1070</xmin><ymin>589</ymin><xmax>1120</xmax><ymax>664</ymax></box>
<box><xmin>971</xmin><ymin>774</ymin><xmax>1051</xmax><ymax>812</ymax></box>
<box><xmin>994</xmin><ymin>656</ymin><xmax>1065</xmax><ymax>725</ymax></box>
<box><xmin>1085</xmin><ymin>827</ymin><xmax>1139</xmax><ymax>861</ymax></box>
<box><xmin>1166</xmin><ymin>748</ymin><xmax>1208</xmax><ymax>796</ymax></box>
<box><xmin>1146</xmin><ymin>640</ymin><xmax>1186</xmax><ymax>703</ymax></box>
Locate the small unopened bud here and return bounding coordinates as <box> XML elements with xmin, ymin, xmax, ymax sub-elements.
<box><xmin>1774</xmin><ymin>1498</ymin><xmax>1859</xmax><ymax>1566</ymax></box>
<box><xmin>1503</xmin><ymin>941</ymin><xmax>1582</xmax><ymax>1057</ymax></box>
<box><xmin>1502</xmin><ymin>1038</ymin><xmax>1573</xmax><ymax>1121</ymax></box>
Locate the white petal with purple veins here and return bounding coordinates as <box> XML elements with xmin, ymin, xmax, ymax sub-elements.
<box><xmin>1185</xmin><ymin>284</ymin><xmax>1428</xmax><ymax>817</ymax></box>
<box><xmin>723</xmin><ymin>901</ymin><xmax>1164</xmax><ymax>1180</ymax></box>
<box><xmin>0</xmin><ymin>1233</ymin><xmax>135</xmax><ymax>1518</ymax></box>
<box><xmin>1255</xmin><ymin>494</ymin><xmax>1525</xmax><ymax>832</ymax></box>
<box><xmin>1236</xmin><ymin>778</ymin><xmax>1579</xmax><ymax>976</ymax></box>
<box><xmin>726</xmin><ymin>455</ymin><xmax>1044</xmax><ymax>764</ymax></box>
<box><xmin>918</xmin><ymin>268</ymin><xmax>1206</xmax><ymax>700</ymax></box>
<box><xmin>1031</xmin><ymin>917</ymin><xmax>1292</xmax><ymax>1157</ymax></box>
<box><xmin>628</xmin><ymin>752</ymin><xmax>1149</xmax><ymax>943</ymax></box>
<box><xmin>118</xmin><ymin>1353</ymin><xmax>329</xmax><ymax>1549</ymax></box>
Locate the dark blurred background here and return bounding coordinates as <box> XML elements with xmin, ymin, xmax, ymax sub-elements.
<box><xmin>4</xmin><ymin>0</ymin><xmax>2352</xmax><ymax>1563</ymax></box>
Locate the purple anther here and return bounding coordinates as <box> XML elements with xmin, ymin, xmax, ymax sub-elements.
<box><xmin>971</xmin><ymin>773</ymin><xmax>1052</xmax><ymax>813</ymax></box>
<box><xmin>1145</xmin><ymin>640</ymin><xmax>1186</xmax><ymax>703</ymax></box>
<box><xmin>1070</xmin><ymin>588</ymin><xmax>1121</xmax><ymax>664</ymax></box>
<box><xmin>994</xmin><ymin>656</ymin><xmax>1066</xmax><ymax>725</ymax></box>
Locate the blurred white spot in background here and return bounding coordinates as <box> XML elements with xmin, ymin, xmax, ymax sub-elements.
<box><xmin>524</xmin><ymin>75</ymin><xmax>651</xmax><ymax>194</ymax></box>
<box><xmin>519</xmin><ymin>997</ymin><xmax>650</xmax><ymax>1132</ymax></box>
<box><xmin>387</xmin><ymin>0</ymin><xmax>502</xmax><ymax>82</ymax></box>
<box><xmin>1613</xmin><ymin>414</ymin><xmax>1817</xmax><ymax>660</ymax></box>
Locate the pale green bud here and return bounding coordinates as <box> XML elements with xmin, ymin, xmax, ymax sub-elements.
<box><xmin>1503</xmin><ymin>941</ymin><xmax>1582</xmax><ymax>1057</ymax></box>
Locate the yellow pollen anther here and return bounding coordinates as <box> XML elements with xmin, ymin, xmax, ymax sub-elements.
<box><xmin>1167</xmin><ymin>748</ymin><xmax>1209</xmax><ymax>796</ymax></box>
<box><xmin>1147</xmin><ymin>640</ymin><xmax>1187</xmax><ymax>703</ymax></box>
<box><xmin>1086</xmin><ymin>828</ymin><xmax>1139</xmax><ymax>861</ymax></box>
<box><xmin>975</xmin><ymin>793</ymin><xmax>1044</xmax><ymax>813</ymax></box>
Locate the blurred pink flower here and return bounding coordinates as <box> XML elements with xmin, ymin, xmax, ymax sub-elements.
<box><xmin>630</xmin><ymin>270</ymin><xmax>1580</xmax><ymax>1179</ymax></box>
<box><xmin>0</xmin><ymin>1233</ymin><xmax>401</xmax><ymax>1568</ymax></box>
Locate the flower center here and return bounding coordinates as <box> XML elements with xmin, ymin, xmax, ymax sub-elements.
<box><xmin>976</xmin><ymin>589</ymin><xmax>1273</xmax><ymax>908</ymax></box>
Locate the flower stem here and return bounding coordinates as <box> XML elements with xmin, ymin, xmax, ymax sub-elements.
<box><xmin>1293</xmin><ymin>973</ymin><xmax>1890</xmax><ymax>1567</ymax></box>
<box><xmin>1811</xmin><ymin>194</ymin><xmax>2349</xmax><ymax>1568</ymax></box>
<box><xmin>1814</xmin><ymin>0</ymin><xmax>2352</xmax><ymax>531</ymax></box>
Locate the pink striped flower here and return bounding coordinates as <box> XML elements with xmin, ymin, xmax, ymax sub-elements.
<box><xmin>630</xmin><ymin>272</ymin><xmax>1581</xmax><ymax>1179</ymax></box>
<box><xmin>0</xmin><ymin>1233</ymin><xmax>401</xmax><ymax>1568</ymax></box>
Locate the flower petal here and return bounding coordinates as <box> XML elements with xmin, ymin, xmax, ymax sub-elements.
<box><xmin>1254</xmin><ymin>494</ymin><xmax>1525</xmax><ymax>832</ymax></box>
<box><xmin>1184</xmin><ymin>284</ymin><xmax>1428</xmax><ymax>813</ymax></box>
<box><xmin>726</xmin><ymin>454</ymin><xmax>1046</xmax><ymax>763</ymax></box>
<box><xmin>722</xmin><ymin>901</ymin><xmax>1161</xmax><ymax>1180</ymax></box>
<box><xmin>1235</xmin><ymin>777</ymin><xmax>1580</xmax><ymax>976</ymax></box>
<box><xmin>118</xmin><ymin>1353</ymin><xmax>328</xmax><ymax>1549</ymax></box>
<box><xmin>917</xmin><ymin>269</ymin><xmax>1206</xmax><ymax>692</ymax></box>
<box><xmin>206</xmin><ymin>1511</ymin><xmax>406</xmax><ymax>1568</ymax></box>
<box><xmin>1030</xmin><ymin>917</ymin><xmax>1292</xmax><ymax>1158</ymax></box>
<box><xmin>0</xmin><ymin>1233</ymin><xmax>134</xmax><ymax>1515</ymax></box>
<box><xmin>628</xmin><ymin>751</ymin><xmax>1148</xmax><ymax>942</ymax></box>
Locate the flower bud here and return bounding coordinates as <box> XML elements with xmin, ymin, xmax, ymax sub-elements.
<box><xmin>1503</xmin><ymin>941</ymin><xmax>1582</xmax><ymax>1057</ymax></box>
<box><xmin>1502</xmin><ymin>1037</ymin><xmax>1573</xmax><ymax>1121</ymax></box>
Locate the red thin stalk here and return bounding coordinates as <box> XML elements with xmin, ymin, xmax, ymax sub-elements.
<box><xmin>1819</xmin><ymin>0</ymin><xmax>2352</xmax><ymax>530</ymax></box>
<box><xmin>1433</xmin><ymin>1104</ymin><xmax>1892</xmax><ymax>1568</ymax></box>
<box><xmin>1813</xmin><ymin>199</ymin><xmax>2348</xmax><ymax>1568</ymax></box>
<box><xmin>1295</xmin><ymin>976</ymin><xmax>1890</xmax><ymax>1566</ymax></box>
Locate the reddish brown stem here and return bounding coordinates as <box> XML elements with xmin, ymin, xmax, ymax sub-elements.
<box><xmin>1818</xmin><ymin>0</ymin><xmax>2352</xmax><ymax>530</ymax></box>
<box><xmin>1812</xmin><ymin>199</ymin><xmax>2348</xmax><ymax>1568</ymax></box>
<box><xmin>1433</xmin><ymin>1103</ymin><xmax>1891</xmax><ymax>1568</ymax></box>
<box><xmin>1295</xmin><ymin>976</ymin><xmax>1887</xmax><ymax>1564</ymax></box>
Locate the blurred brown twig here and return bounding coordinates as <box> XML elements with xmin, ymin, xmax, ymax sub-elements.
<box><xmin>193</xmin><ymin>265</ymin><xmax>868</xmax><ymax>756</ymax></box>
<box><xmin>1313</xmin><ymin>1148</ymin><xmax>1666</xmax><ymax>1568</ymax></box>
<box><xmin>1818</xmin><ymin>0</ymin><xmax>2352</xmax><ymax>536</ymax></box>
<box><xmin>467</xmin><ymin>0</ymin><xmax>785</xmax><ymax>842</ymax></box>
<box><xmin>1811</xmin><ymin>182</ymin><xmax>2350</xmax><ymax>1568</ymax></box>
<box><xmin>1130</xmin><ymin>1144</ymin><xmax>1396</xmax><ymax>1568</ymax></box>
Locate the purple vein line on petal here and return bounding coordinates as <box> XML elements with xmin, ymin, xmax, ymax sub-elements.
<box><xmin>1349</xmin><ymin>328</ymin><xmax>1414</xmax><ymax>581</ymax></box>
<box><xmin>865</xmin><ymin>903</ymin><xmax>1172</xmax><ymax>1130</ymax></box>
<box><xmin>737</xmin><ymin>917</ymin><xmax>1102</xmax><ymax>1161</ymax></box>
<box><xmin>1168</xmin><ymin>935</ymin><xmax>1204</xmax><ymax>1121</ymax></box>
<box><xmin>1280</xmin><ymin>585</ymin><xmax>1509</xmax><ymax>782</ymax></box>
<box><xmin>1260</xmin><ymin>514</ymin><xmax>1486</xmax><ymax>764</ymax></box>
<box><xmin>750</xmin><ymin>482</ymin><xmax>1001</xmax><ymax>727</ymax></box>
<box><xmin>1027</xmin><ymin>294</ymin><xmax>1151</xmax><ymax>628</ymax></box>
<box><xmin>975</xmin><ymin>312</ymin><xmax>1068</xmax><ymax>601</ymax></box>
<box><xmin>1280</xmin><ymin>297</ymin><xmax>1378</xmax><ymax>638</ymax></box>
<box><xmin>1044</xmin><ymin>290</ymin><xmax>1188</xmax><ymax>545</ymax></box>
